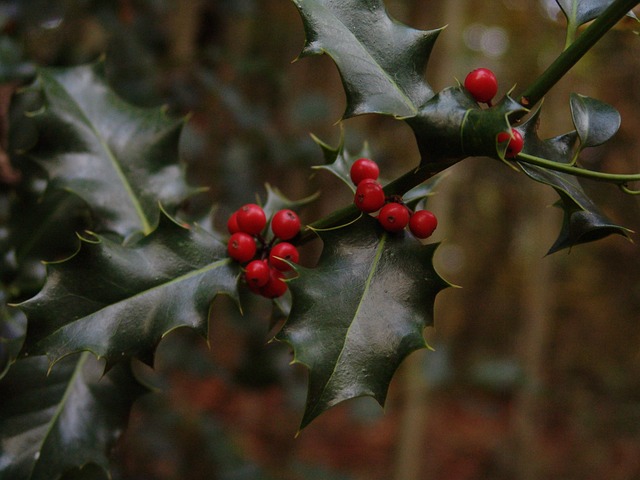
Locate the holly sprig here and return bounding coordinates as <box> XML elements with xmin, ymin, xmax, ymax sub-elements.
<box><xmin>0</xmin><ymin>3</ymin><xmax>639</xmax><ymax>477</ymax></box>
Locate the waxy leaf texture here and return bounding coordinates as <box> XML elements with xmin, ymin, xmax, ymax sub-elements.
<box><xmin>21</xmin><ymin>61</ymin><xmax>194</xmax><ymax>238</ymax></box>
<box><xmin>292</xmin><ymin>0</ymin><xmax>442</xmax><ymax>119</ymax></box>
<box><xmin>278</xmin><ymin>215</ymin><xmax>450</xmax><ymax>429</ymax></box>
<box><xmin>18</xmin><ymin>213</ymin><xmax>240</xmax><ymax>369</ymax></box>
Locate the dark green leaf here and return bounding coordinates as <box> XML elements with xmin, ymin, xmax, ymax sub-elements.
<box><xmin>407</xmin><ymin>87</ymin><xmax>528</xmax><ymax>163</ymax></box>
<box><xmin>292</xmin><ymin>0</ymin><xmax>443</xmax><ymax>119</ymax></box>
<box><xmin>0</xmin><ymin>353</ymin><xmax>148</xmax><ymax>480</ymax></box>
<box><xmin>8</xmin><ymin>189</ymin><xmax>90</xmax><ymax>265</ymax></box>
<box><xmin>516</xmin><ymin>107</ymin><xmax>630</xmax><ymax>253</ymax></box>
<box><xmin>278</xmin><ymin>215</ymin><xmax>450</xmax><ymax>429</ymax></box>
<box><xmin>17</xmin><ymin>212</ymin><xmax>240</xmax><ymax>368</ymax></box>
<box><xmin>570</xmin><ymin>93</ymin><xmax>621</xmax><ymax>149</ymax></box>
<box><xmin>20</xmin><ymin>61</ymin><xmax>195</xmax><ymax>238</ymax></box>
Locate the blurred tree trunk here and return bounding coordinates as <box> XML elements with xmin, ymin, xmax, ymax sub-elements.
<box><xmin>510</xmin><ymin>185</ymin><xmax>558</xmax><ymax>479</ymax></box>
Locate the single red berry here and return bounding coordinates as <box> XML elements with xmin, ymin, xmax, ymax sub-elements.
<box><xmin>464</xmin><ymin>68</ymin><xmax>498</xmax><ymax>104</ymax></box>
<box><xmin>245</xmin><ymin>259</ymin><xmax>270</xmax><ymax>288</ymax></box>
<box><xmin>354</xmin><ymin>180</ymin><xmax>385</xmax><ymax>213</ymax></box>
<box><xmin>378</xmin><ymin>202</ymin><xmax>410</xmax><ymax>233</ymax></box>
<box><xmin>227</xmin><ymin>211</ymin><xmax>241</xmax><ymax>234</ymax></box>
<box><xmin>409</xmin><ymin>210</ymin><xmax>438</xmax><ymax>239</ymax></box>
<box><xmin>260</xmin><ymin>268</ymin><xmax>288</xmax><ymax>298</ymax></box>
<box><xmin>236</xmin><ymin>203</ymin><xmax>266</xmax><ymax>235</ymax></box>
<box><xmin>269</xmin><ymin>242</ymin><xmax>299</xmax><ymax>271</ymax></box>
<box><xmin>271</xmin><ymin>209</ymin><xmax>301</xmax><ymax>240</ymax></box>
<box><xmin>350</xmin><ymin>158</ymin><xmax>380</xmax><ymax>186</ymax></box>
<box><xmin>497</xmin><ymin>129</ymin><xmax>524</xmax><ymax>158</ymax></box>
<box><xmin>227</xmin><ymin>232</ymin><xmax>257</xmax><ymax>263</ymax></box>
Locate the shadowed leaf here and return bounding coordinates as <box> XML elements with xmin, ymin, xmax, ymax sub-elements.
<box><xmin>0</xmin><ymin>353</ymin><xmax>148</xmax><ymax>480</ymax></box>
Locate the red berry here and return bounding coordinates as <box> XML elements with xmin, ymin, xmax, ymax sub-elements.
<box><xmin>245</xmin><ymin>259</ymin><xmax>270</xmax><ymax>288</ymax></box>
<box><xmin>350</xmin><ymin>158</ymin><xmax>380</xmax><ymax>186</ymax></box>
<box><xmin>378</xmin><ymin>202</ymin><xmax>410</xmax><ymax>233</ymax></box>
<box><xmin>464</xmin><ymin>68</ymin><xmax>498</xmax><ymax>104</ymax></box>
<box><xmin>269</xmin><ymin>242</ymin><xmax>299</xmax><ymax>271</ymax></box>
<box><xmin>497</xmin><ymin>129</ymin><xmax>524</xmax><ymax>158</ymax></box>
<box><xmin>354</xmin><ymin>180</ymin><xmax>385</xmax><ymax>213</ymax></box>
<box><xmin>236</xmin><ymin>203</ymin><xmax>266</xmax><ymax>235</ymax></box>
<box><xmin>271</xmin><ymin>209</ymin><xmax>301</xmax><ymax>240</ymax></box>
<box><xmin>260</xmin><ymin>268</ymin><xmax>288</xmax><ymax>298</ymax></box>
<box><xmin>227</xmin><ymin>211</ymin><xmax>241</xmax><ymax>234</ymax></box>
<box><xmin>409</xmin><ymin>210</ymin><xmax>438</xmax><ymax>239</ymax></box>
<box><xmin>227</xmin><ymin>232</ymin><xmax>257</xmax><ymax>263</ymax></box>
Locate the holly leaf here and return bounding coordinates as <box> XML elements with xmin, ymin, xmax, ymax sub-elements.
<box><xmin>570</xmin><ymin>93</ymin><xmax>621</xmax><ymax>149</ymax></box>
<box><xmin>17</xmin><ymin>212</ymin><xmax>240</xmax><ymax>369</ymax></box>
<box><xmin>20</xmin><ymin>60</ymin><xmax>195</xmax><ymax>238</ymax></box>
<box><xmin>516</xmin><ymin>107</ymin><xmax>630</xmax><ymax>253</ymax></box>
<box><xmin>278</xmin><ymin>215</ymin><xmax>450</xmax><ymax>429</ymax></box>
<box><xmin>556</xmin><ymin>0</ymin><xmax>638</xmax><ymax>29</ymax></box>
<box><xmin>292</xmin><ymin>0</ymin><xmax>443</xmax><ymax>119</ymax></box>
<box><xmin>261</xmin><ymin>183</ymin><xmax>320</xmax><ymax>223</ymax></box>
<box><xmin>0</xmin><ymin>353</ymin><xmax>148</xmax><ymax>480</ymax></box>
<box><xmin>311</xmin><ymin>130</ymin><xmax>373</xmax><ymax>191</ymax></box>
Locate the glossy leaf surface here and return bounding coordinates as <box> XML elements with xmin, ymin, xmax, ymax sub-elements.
<box><xmin>570</xmin><ymin>93</ymin><xmax>621</xmax><ymax>149</ymax></box>
<box><xmin>279</xmin><ymin>215</ymin><xmax>449</xmax><ymax>429</ymax></box>
<box><xmin>292</xmin><ymin>0</ymin><xmax>442</xmax><ymax>119</ymax></box>
<box><xmin>21</xmin><ymin>61</ymin><xmax>194</xmax><ymax>238</ymax></box>
<box><xmin>18</xmin><ymin>213</ymin><xmax>240</xmax><ymax>368</ymax></box>
<box><xmin>557</xmin><ymin>0</ymin><xmax>638</xmax><ymax>29</ymax></box>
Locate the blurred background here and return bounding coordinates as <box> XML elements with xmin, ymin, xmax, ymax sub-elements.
<box><xmin>1</xmin><ymin>0</ymin><xmax>640</xmax><ymax>478</ymax></box>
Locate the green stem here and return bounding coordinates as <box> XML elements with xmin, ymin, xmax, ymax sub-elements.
<box><xmin>516</xmin><ymin>152</ymin><xmax>640</xmax><ymax>185</ymax></box>
<box><xmin>298</xmin><ymin>157</ymin><xmax>460</xmax><ymax>243</ymax></box>
<box><xmin>519</xmin><ymin>0</ymin><xmax>639</xmax><ymax>109</ymax></box>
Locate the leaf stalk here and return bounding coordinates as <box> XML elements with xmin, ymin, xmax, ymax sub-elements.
<box><xmin>516</xmin><ymin>152</ymin><xmax>640</xmax><ymax>188</ymax></box>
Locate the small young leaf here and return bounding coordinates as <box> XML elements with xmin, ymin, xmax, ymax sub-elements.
<box><xmin>516</xmin><ymin>107</ymin><xmax>630</xmax><ymax>252</ymax></box>
<box><xmin>556</xmin><ymin>0</ymin><xmax>638</xmax><ymax>29</ymax></box>
<box><xmin>311</xmin><ymin>131</ymin><xmax>373</xmax><ymax>191</ymax></box>
<box><xmin>570</xmin><ymin>93</ymin><xmax>621</xmax><ymax>149</ymax></box>
<box><xmin>292</xmin><ymin>0</ymin><xmax>443</xmax><ymax>119</ymax></box>
<box><xmin>278</xmin><ymin>215</ymin><xmax>450</xmax><ymax>429</ymax></box>
<box><xmin>17</xmin><ymin>212</ymin><xmax>240</xmax><ymax>369</ymax></box>
<box><xmin>0</xmin><ymin>353</ymin><xmax>148</xmax><ymax>480</ymax></box>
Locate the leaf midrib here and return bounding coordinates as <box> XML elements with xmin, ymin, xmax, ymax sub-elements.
<box><xmin>309</xmin><ymin>233</ymin><xmax>387</xmax><ymax>417</ymax></box>
<box><xmin>302</xmin><ymin>0</ymin><xmax>418</xmax><ymax>116</ymax></box>
<box><xmin>41</xmin><ymin>69</ymin><xmax>153</xmax><ymax>234</ymax></box>
<box><xmin>30</xmin><ymin>352</ymin><xmax>90</xmax><ymax>478</ymax></box>
<box><xmin>42</xmin><ymin>257</ymin><xmax>233</xmax><ymax>353</ymax></box>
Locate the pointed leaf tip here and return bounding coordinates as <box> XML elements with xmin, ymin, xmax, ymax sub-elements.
<box><xmin>279</xmin><ymin>215</ymin><xmax>450</xmax><ymax>428</ymax></box>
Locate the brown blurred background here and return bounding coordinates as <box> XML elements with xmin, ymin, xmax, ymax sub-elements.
<box><xmin>3</xmin><ymin>0</ymin><xmax>640</xmax><ymax>478</ymax></box>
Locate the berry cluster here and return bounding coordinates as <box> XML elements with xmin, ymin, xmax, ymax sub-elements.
<box><xmin>464</xmin><ymin>68</ymin><xmax>524</xmax><ymax>158</ymax></box>
<box><xmin>227</xmin><ymin>204</ymin><xmax>301</xmax><ymax>298</ymax></box>
<box><xmin>351</xmin><ymin>158</ymin><xmax>438</xmax><ymax>239</ymax></box>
